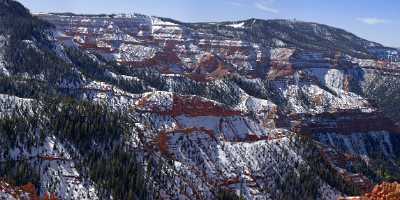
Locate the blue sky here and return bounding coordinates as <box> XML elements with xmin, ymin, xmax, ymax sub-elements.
<box><xmin>17</xmin><ymin>0</ymin><xmax>400</xmax><ymax>47</ymax></box>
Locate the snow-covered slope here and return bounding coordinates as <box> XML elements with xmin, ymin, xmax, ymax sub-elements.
<box><xmin>1</xmin><ymin>0</ymin><xmax>400</xmax><ymax>199</ymax></box>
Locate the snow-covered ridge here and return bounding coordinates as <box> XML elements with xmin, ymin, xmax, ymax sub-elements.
<box><xmin>2</xmin><ymin>2</ymin><xmax>400</xmax><ymax>199</ymax></box>
<box><xmin>36</xmin><ymin>12</ymin><xmax>400</xmax><ymax>82</ymax></box>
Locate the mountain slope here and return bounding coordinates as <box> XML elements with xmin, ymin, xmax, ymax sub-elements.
<box><xmin>1</xmin><ymin>0</ymin><xmax>400</xmax><ymax>199</ymax></box>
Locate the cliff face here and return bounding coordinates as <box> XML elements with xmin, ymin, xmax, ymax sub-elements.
<box><xmin>340</xmin><ymin>182</ymin><xmax>400</xmax><ymax>200</ymax></box>
<box><xmin>2</xmin><ymin>1</ymin><xmax>400</xmax><ymax>199</ymax></box>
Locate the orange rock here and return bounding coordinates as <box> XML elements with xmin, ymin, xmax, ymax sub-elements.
<box><xmin>267</xmin><ymin>62</ymin><xmax>295</xmax><ymax>80</ymax></box>
<box><xmin>158</xmin><ymin>132</ymin><xmax>170</xmax><ymax>155</ymax></box>
<box><xmin>44</xmin><ymin>192</ymin><xmax>59</xmax><ymax>200</ymax></box>
<box><xmin>170</xmin><ymin>95</ymin><xmax>241</xmax><ymax>117</ymax></box>
<box><xmin>137</xmin><ymin>93</ymin><xmax>241</xmax><ymax>117</ymax></box>
<box><xmin>20</xmin><ymin>183</ymin><xmax>40</xmax><ymax>200</ymax></box>
<box><xmin>361</xmin><ymin>182</ymin><xmax>400</xmax><ymax>200</ymax></box>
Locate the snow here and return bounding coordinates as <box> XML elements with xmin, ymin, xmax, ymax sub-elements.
<box><xmin>198</xmin><ymin>39</ymin><xmax>250</xmax><ymax>47</ymax></box>
<box><xmin>272</xmin><ymin>38</ymin><xmax>286</xmax><ymax>47</ymax></box>
<box><xmin>151</xmin><ymin>17</ymin><xmax>179</xmax><ymax>26</ymax></box>
<box><xmin>317</xmin><ymin>181</ymin><xmax>342</xmax><ymax>200</ymax></box>
<box><xmin>4</xmin><ymin>11</ymin><xmax>400</xmax><ymax>200</ymax></box>
<box><xmin>39</xmin><ymin>137</ymin><xmax>100</xmax><ymax>199</ymax></box>
<box><xmin>315</xmin><ymin>131</ymin><xmax>395</xmax><ymax>157</ymax></box>
<box><xmin>221</xmin><ymin>116</ymin><xmax>263</xmax><ymax>140</ymax></box>
<box><xmin>139</xmin><ymin>91</ymin><xmax>317</xmax><ymax>199</ymax></box>
<box><xmin>273</xmin><ymin>77</ymin><xmax>372</xmax><ymax>114</ymax></box>
<box><xmin>0</xmin><ymin>133</ymin><xmax>100</xmax><ymax>199</ymax></box>
<box><xmin>235</xmin><ymin>94</ymin><xmax>277</xmax><ymax>121</ymax></box>
<box><xmin>0</xmin><ymin>35</ymin><xmax>9</xmax><ymax>77</ymax></box>
<box><xmin>151</xmin><ymin>17</ymin><xmax>183</xmax><ymax>39</ymax></box>
<box><xmin>227</xmin><ymin>22</ymin><xmax>245</xmax><ymax>29</ymax></box>
<box><xmin>76</xmin><ymin>27</ymin><xmax>89</xmax><ymax>34</ymax></box>
<box><xmin>118</xmin><ymin>43</ymin><xmax>159</xmax><ymax>62</ymax></box>
<box><xmin>270</xmin><ymin>48</ymin><xmax>295</xmax><ymax>61</ymax></box>
<box><xmin>0</xmin><ymin>65</ymin><xmax>9</xmax><ymax>76</ymax></box>
<box><xmin>0</xmin><ymin>192</ymin><xmax>18</xmax><ymax>200</ymax></box>
<box><xmin>136</xmin><ymin>91</ymin><xmax>174</xmax><ymax>112</ymax></box>
<box><xmin>0</xmin><ymin>94</ymin><xmax>33</xmax><ymax>117</ymax></box>
<box><xmin>176</xmin><ymin>115</ymin><xmax>221</xmax><ymax>131</ymax></box>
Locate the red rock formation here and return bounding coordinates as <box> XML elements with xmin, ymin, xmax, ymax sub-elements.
<box><xmin>319</xmin><ymin>147</ymin><xmax>374</xmax><ymax>194</ymax></box>
<box><xmin>0</xmin><ymin>181</ymin><xmax>58</xmax><ymax>200</ymax></box>
<box><xmin>118</xmin><ymin>49</ymin><xmax>182</xmax><ymax>69</ymax></box>
<box><xmin>343</xmin><ymin>75</ymin><xmax>351</xmax><ymax>93</ymax></box>
<box><xmin>137</xmin><ymin>93</ymin><xmax>241</xmax><ymax>117</ymax></box>
<box><xmin>312</xmin><ymin>94</ymin><xmax>324</xmax><ymax>106</ymax></box>
<box><xmin>118</xmin><ymin>41</ymin><xmax>183</xmax><ymax>70</ymax></box>
<box><xmin>339</xmin><ymin>182</ymin><xmax>400</xmax><ymax>200</ymax></box>
<box><xmin>245</xmin><ymin>134</ymin><xmax>266</xmax><ymax>142</ymax></box>
<box><xmin>243</xmin><ymin>134</ymin><xmax>285</xmax><ymax>143</ymax></box>
<box><xmin>158</xmin><ymin>132</ymin><xmax>169</xmax><ymax>155</ymax></box>
<box><xmin>157</xmin><ymin>127</ymin><xmax>216</xmax><ymax>155</ymax></box>
<box><xmin>363</xmin><ymin>182</ymin><xmax>400</xmax><ymax>200</ymax></box>
<box><xmin>190</xmin><ymin>53</ymin><xmax>233</xmax><ymax>81</ymax></box>
<box><xmin>39</xmin><ymin>156</ymin><xmax>70</xmax><ymax>161</ymax></box>
<box><xmin>43</xmin><ymin>192</ymin><xmax>58</xmax><ymax>200</ymax></box>
<box><xmin>170</xmin><ymin>95</ymin><xmax>241</xmax><ymax>117</ymax></box>
<box><xmin>154</xmin><ymin>41</ymin><xmax>182</xmax><ymax>66</ymax></box>
<box><xmin>219</xmin><ymin>177</ymin><xmax>240</xmax><ymax>187</ymax></box>
<box><xmin>267</xmin><ymin>62</ymin><xmax>295</xmax><ymax>80</ymax></box>
<box><xmin>20</xmin><ymin>183</ymin><xmax>40</xmax><ymax>200</ymax></box>
<box><xmin>196</xmin><ymin>53</ymin><xmax>222</xmax><ymax>74</ymax></box>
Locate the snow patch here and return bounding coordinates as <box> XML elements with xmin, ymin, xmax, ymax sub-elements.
<box><xmin>227</xmin><ymin>22</ymin><xmax>245</xmax><ymax>29</ymax></box>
